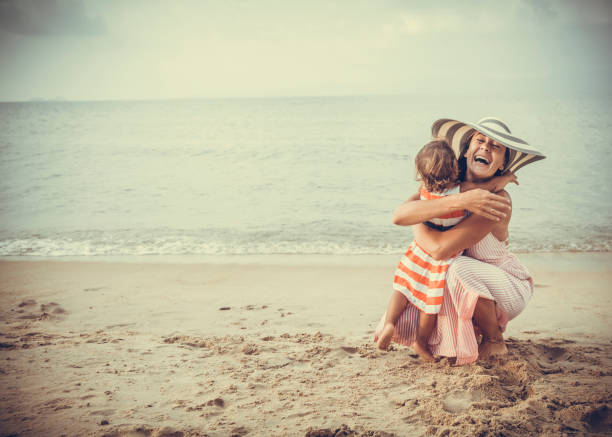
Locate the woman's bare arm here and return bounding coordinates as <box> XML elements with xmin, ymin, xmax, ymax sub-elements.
<box><xmin>392</xmin><ymin>189</ymin><xmax>511</xmax><ymax>226</ymax></box>
<box><xmin>413</xmin><ymin>191</ymin><xmax>513</xmax><ymax>260</ymax></box>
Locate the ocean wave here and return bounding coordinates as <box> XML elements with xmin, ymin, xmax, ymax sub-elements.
<box><xmin>0</xmin><ymin>230</ymin><xmax>610</xmax><ymax>257</ymax></box>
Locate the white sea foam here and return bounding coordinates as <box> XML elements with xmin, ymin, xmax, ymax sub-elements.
<box><xmin>0</xmin><ymin>231</ymin><xmax>610</xmax><ymax>258</ymax></box>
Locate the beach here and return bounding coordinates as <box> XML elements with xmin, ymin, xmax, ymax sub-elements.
<box><xmin>0</xmin><ymin>253</ymin><xmax>610</xmax><ymax>436</ymax></box>
<box><xmin>2</xmin><ymin>1</ymin><xmax>612</xmax><ymax>435</ymax></box>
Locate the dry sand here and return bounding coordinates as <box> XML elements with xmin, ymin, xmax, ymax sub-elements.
<box><xmin>0</xmin><ymin>253</ymin><xmax>610</xmax><ymax>436</ymax></box>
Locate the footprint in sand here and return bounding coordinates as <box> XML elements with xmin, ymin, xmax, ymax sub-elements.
<box><xmin>16</xmin><ymin>301</ymin><xmax>67</xmax><ymax>321</ymax></box>
<box><xmin>325</xmin><ymin>346</ymin><xmax>358</xmax><ymax>361</ymax></box>
<box><xmin>101</xmin><ymin>425</ymin><xmax>185</xmax><ymax>437</ymax></box>
<box><xmin>17</xmin><ymin>313</ymin><xmax>40</xmax><ymax>320</ymax></box>
<box><xmin>83</xmin><ymin>287</ymin><xmax>107</xmax><ymax>292</ymax></box>
<box><xmin>105</xmin><ymin>323</ymin><xmax>135</xmax><ymax>329</ymax></box>
<box><xmin>89</xmin><ymin>409</ymin><xmax>115</xmax><ymax>416</ymax></box>
<box><xmin>243</xmin><ymin>304</ymin><xmax>268</xmax><ymax>310</ymax></box>
<box><xmin>40</xmin><ymin>302</ymin><xmax>66</xmax><ymax>315</ymax></box>
<box><xmin>231</xmin><ymin>426</ymin><xmax>249</xmax><ymax>436</ymax></box>
<box><xmin>582</xmin><ymin>405</ymin><xmax>611</xmax><ymax>433</ymax></box>
<box><xmin>442</xmin><ymin>390</ymin><xmax>483</xmax><ymax>413</ymax></box>
<box><xmin>535</xmin><ymin>343</ymin><xmax>569</xmax><ymax>363</ymax></box>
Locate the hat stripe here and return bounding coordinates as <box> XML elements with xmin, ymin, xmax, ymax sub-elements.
<box><xmin>434</xmin><ymin>119</ymin><xmax>457</xmax><ymax>139</ymax></box>
<box><xmin>507</xmin><ymin>151</ymin><xmax>528</xmax><ymax>172</ymax></box>
<box><xmin>479</xmin><ymin>117</ymin><xmax>511</xmax><ymax>134</ymax></box>
<box><xmin>443</xmin><ymin>121</ymin><xmax>464</xmax><ymax>143</ymax></box>
<box><xmin>474</xmin><ymin>125</ymin><xmax>530</xmax><ymax>147</ymax></box>
<box><xmin>431</xmin><ymin>119</ymin><xmax>445</xmax><ymax>136</ymax></box>
<box><xmin>509</xmin><ymin>154</ymin><xmax>546</xmax><ymax>173</ymax></box>
<box><xmin>431</xmin><ymin>118</ymin><xmax>472</xmax><ymax>159</ymax></box>
<box><xmin>431</xmin><ymin>119</ymin><xmax>474</xmax><ymax>158</ymax></box>
<box><xmin>452</xmin><ymin>125</ymin><xmax>474</xmax><ymax>158</ymax></box>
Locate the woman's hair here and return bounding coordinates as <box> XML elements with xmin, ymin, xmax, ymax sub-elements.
<box><xmin>415</xmin><ymin>138</ymin><xmax>458</xmax><ymax>193</ymax></box>
<box><xmin>457</xmin><ymin>135</ymin><xmax>471</xmax><ymax>181</ymax></box>
<box><xmin>457</xmin><ymin>133</ymin><xmax>511</xmax><ymax>181</ymax></box>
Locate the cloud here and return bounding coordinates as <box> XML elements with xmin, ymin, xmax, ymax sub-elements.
<box><xmin>0</xmin><ymin>0</ymin><xmax>105</xmax><ymax>36</ymax></box>
<box><xmin>520</xmin><ymin>0</ymin><xmax>612</xmax><ymax>25</ymax></box>
<box><xmin>521</xmin><ymin>0</ymin><xmax>558</xmax><ymax>21</ymax></box>
<box><xmin>566</xmin><ymin>0</ymin><xmax>612</xmax><ymax>25</ymax></box>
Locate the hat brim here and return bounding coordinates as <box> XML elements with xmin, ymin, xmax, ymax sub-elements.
<box><xmin>432</xmin><ymin>118</ymin><xmax>546</xmax><ymax>173</ymax></box>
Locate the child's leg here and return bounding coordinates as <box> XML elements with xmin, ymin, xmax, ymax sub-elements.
<box><xmin>377</xmin><ymin>290</ymin><xmax>407</xmax><ymax>350</ymax></box>
<box><xmin>411</xmin><ymin>312</ymin><xmax>436</xmax><ymax>362</ymax></box>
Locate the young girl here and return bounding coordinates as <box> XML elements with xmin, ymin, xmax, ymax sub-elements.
<box><xmin>376</xmin><ymin>138</ymin><xmax>517</xmax><ymax>361</ymax></box>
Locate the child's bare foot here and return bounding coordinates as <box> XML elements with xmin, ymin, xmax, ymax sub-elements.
<box><xmin>377</xmin><ymin>323</ymin><xmax>395</xmax><ymax>350</ymax></box>
<box><xmin>411</xmin><ymin>339</ymin><xmax>435</xmax><ymax>362</ymax></box>
<box><xmin>478</xmin><ymin>337</ymin><xmax>508</xmax><ymax>360</ymax></box>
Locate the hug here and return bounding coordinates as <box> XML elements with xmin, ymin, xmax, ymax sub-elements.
<box><xmin>375</xmin><ymin>117</ymin><xmax>546</xmax><ymax>365</ymax></box>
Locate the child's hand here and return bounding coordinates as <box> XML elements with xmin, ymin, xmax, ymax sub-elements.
<box><xmin>494</xmin><ymin>171</ymin><xmax>518</xmax><ymax>191</ymax></box>
<box><xmin>502</xmin><ymin>171</ymin><xmax>518</xmax><ymax>186</ymax></box>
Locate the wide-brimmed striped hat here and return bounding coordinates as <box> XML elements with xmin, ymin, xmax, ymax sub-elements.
<box><xmin>431</xmin><ymin>117</ymin><xmax>546</xmax><ymax>173</ymax></box>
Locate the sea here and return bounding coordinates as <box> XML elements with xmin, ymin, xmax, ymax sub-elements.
<box><xmin>1</xmin><ymin>95</ymin><xmax>611</xmax><ymax>260</ymax></box>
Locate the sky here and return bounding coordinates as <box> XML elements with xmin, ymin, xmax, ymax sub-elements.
<box><xmin>0</xmin><ymin>0</ymin><xmax>611</xmax><ymax>101</ymax></box>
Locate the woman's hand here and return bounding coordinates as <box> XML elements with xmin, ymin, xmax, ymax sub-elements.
<box><xmin>460</xmin><ymin>189</ymin><xmax>511</xmax><ymax>221</ymax></box>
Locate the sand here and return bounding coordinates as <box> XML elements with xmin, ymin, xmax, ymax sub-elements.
<box><xmin>0</xmin><ymin>253</ymin><xmax>610</xmax><ymax>436</ymax></box>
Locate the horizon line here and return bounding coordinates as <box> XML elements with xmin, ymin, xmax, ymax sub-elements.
<box><xmin>0</xmin><ymin>92</ymin><xmax>447</xmax><ymax>104</ymax></box>
<box><xmin>1</xmin><ymin>90</ymin><xmax>610</xmax><ymax>104</ymax></box>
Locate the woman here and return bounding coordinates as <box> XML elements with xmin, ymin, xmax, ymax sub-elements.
<box><xmin>375</xmin><ymin>117</ymin><xmax>546</xmax><ymax>364</ymax></box>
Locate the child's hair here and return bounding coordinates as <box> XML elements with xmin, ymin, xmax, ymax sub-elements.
<box><xmin>415</xmin><ymin>138</ymin><xmax>459</xmax><ymax>193</ymax></box>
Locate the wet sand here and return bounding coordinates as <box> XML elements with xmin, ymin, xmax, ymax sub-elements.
<box><xmin>0</xmin><ymin>253</ymin><xmax>610</xmax><ymax>436</ymax></box>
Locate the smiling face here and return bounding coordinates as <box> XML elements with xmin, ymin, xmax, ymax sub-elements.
<box><xmin>463</xmin><ymin>132</ymin><xmax>507</xmax><ymax>182</ymax></box>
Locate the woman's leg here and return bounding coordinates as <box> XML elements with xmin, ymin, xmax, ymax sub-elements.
<box><xmin>441</xmin><ymin>257</ymin><xmax>521</xmax><ymax>363</ymax></box>
<box><xmin>472</xmin><ymin>297</ymin><xmax>507</xmax><ymax>358</ymax></box>
<box><xmin>377</xmin><ymin>290</ymin><xmax>408</xmax><ymax>350</ymax></box>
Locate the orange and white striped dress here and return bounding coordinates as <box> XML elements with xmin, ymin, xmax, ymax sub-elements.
<box><xmin>393</xmin><ymin>185</ymin><xmax>466</xmax><ymax>314</ymax></box>
<box><xmin>419</xmin><ymin>185</ymin><xmax>466</xmax><ymax>230</ymax></box>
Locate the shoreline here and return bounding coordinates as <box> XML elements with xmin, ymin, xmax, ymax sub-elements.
<box><xmin>1</xmin><ymin>250</ymin><xmax>611</xmax><ymax>264</ymax></box>
<box><xmin>1</xmin><ymin>254</ymin><xmax>610</xmax><ymax>435</ymax></box>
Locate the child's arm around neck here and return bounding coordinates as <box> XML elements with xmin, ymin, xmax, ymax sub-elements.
<box><xmin>460</xmin><ymin>172</ymin><xmax>518</xmax><ymax>193</ymax></box>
